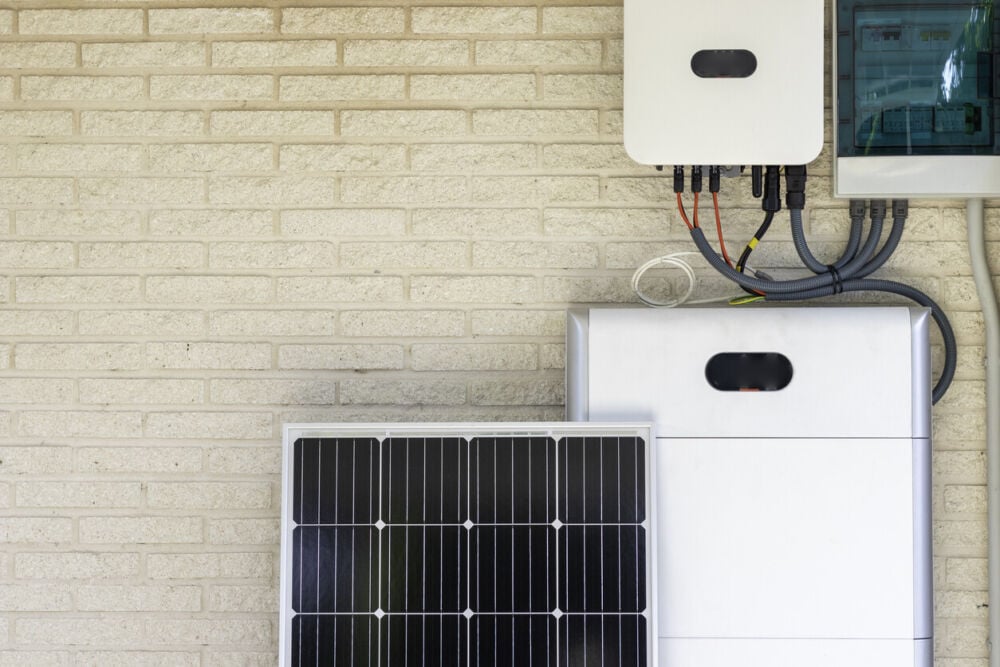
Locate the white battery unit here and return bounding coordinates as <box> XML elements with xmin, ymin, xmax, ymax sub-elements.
<box><xmin>567</xmin><ymin>307</ymin><xmax>932</xmax><ymax>667</ymax></box>
<box><xmin>624</xmin><ymin>0</ymin><xmax>825</xmax><ymax>166</ymax></box>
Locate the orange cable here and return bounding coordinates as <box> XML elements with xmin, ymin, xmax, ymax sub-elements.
<box><xmin>676</xmin><ymin>193</ymin><xmax>693</xmax><ymax>231</ymax></box>
<box><xmin>712</xmin><ymin>192</ymin><xmax>733</xmax><ymax>268</ymax></box>
<box><xmin>692</xmin><ymin>192</ymin><xmax>700</xmax><ymax>229</ymax></box>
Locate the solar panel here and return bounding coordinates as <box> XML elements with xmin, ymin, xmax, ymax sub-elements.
<box><xmin>280</xmin><ymin>423</ymin><xmax>652</xmax><ymax>667</ymax></box>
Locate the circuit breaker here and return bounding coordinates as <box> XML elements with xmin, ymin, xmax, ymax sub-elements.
<box><xmin>567</xmin><ymin>307</ymin><xmax>932</xmax><ymax>667</ymax></box>
<box><xmin>835</xmin><ymin>0</ymin><xmax>1000</xmax><ymax>196</ymax></box>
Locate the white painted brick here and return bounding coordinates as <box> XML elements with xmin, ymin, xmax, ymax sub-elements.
<box><xmin>0</xmin><ymin>378</ymin><xmax>71</xmax><ymax>404</ymax></box>
<box><xmin>19</xmin><ymin>411</ymin><xmax>142</xmax><ymax>438</ymax></box>
<box><xmin>0</xmin><ymin>76</ymin><xmax>11</xmax><ymax>100</ymax></box>
<box><xmin>0</xmin><ymin>518</ymin><xmax>73</xmax><ymax>543</ymax></box>
<box><xmin>0</xmin><ymin>110</ymin><xmax>73</xmax><ymax>136</ymax></box>
<box><xmin>0</xmin><ymin>178</ymin><xmax>73</xmax><ymax>204</ymax></box>
<box><xmin>607</xmin><ymin>38</ymin><xmax>624</xmax><ymax>67</ymax></box>
<box><xmin>541</xmin><ymin>342</ymin><xmax>564</xmax><ymax>369</ymax></box>
<box><xmin>0</xmin><ymin>652</ymin><xmax>69</xmax><ymax>667</ymax></box>
<box><xmin>340</xmin><ymin>379</ymin><xmax>466</xmax><ymax>405</ymax></box>
<box><xmin>279</xmin><ymin>74</ymin><xmax>405</xmax><ymax>101</ymax></box>
<box><xmin>472</xmin><ymin>109</ymin><xmax>598</xmax><ymax>136</ymax></box>
<box><xmin>944</xmin><ymin>485</ymin><xmax>987</xmax><ymax>514</ymax></box>
<box><xmin>209</xmin><ymin>585</ymin><xmax>278</xmax><ymax>612</ymax></box>
<box><xmin>344</xmin><ymin>39</ymin><xmax>468</xmax><ymax>66</ymax></box>
<box><xmin>151</xmin><ymin>75</ymin><xmax>272</xmax><ymax>101</ymax></box>
<box><xmin>412</xmin><ymin>208</ymin><xmax>539</xmax><ymax>236</ymax></box>
<box><xmin>543</xmin><ymin>6</ymin><xmax>623</xmax><ymax>33</ymax></box>
<box><xmin>147</xmin><ymin>482</ymin><xmax>270</xmax><ymax>509</ymax></box>
<box><xmin>83</xmin><ymin>42</ymin><xmax>205</xmax><ymax>68</ymax></box>
<box><xmin>15</xmin><ymin>343</ymin><xmax>142</xmax><ymax>370</ymax></box>
<box><xmin>146</xmin><ymin>276</ymin><xmax>272</xmax><ymax>304</ymax></box>
<box><xmin>469</xmin><ymin>378</ymin><xmax>564</xmax><ymax>405</ymax></box>
<box><xmin>75</xmin><ymin>652</ymin><xmax>199</xmax><ymax>667</ymax></box>
<box><xmin>20</xmin><ymin>9</ymin><xmax>144</xmax><ymax>35</ymax></box>
<box><xmin>211</xmin><ymin>109</ymin><xmax>333</xmax><ymax>135</ymax></box>
<box><xmin>209</xmin><ymin>175</ymin><xmax>333</xmax><ymax>205</ymax></box>
<box><xmin>277</xmin><ymin>344</ymin><xmax>403</xmax><ymax>370</ymax></box>
<box><xmin>15</xmin><ymin>552</ymin><xmax>139</xmax><ymax>579</ymax></box>
<box><xmin>147</xmin><ymin>342</ymin><xmax>271</xmax><ymax>370</ymax></box>
<box><xmin>341</xmin><ymin>110</ymin><xmax>466</xmax><ymax>137</ymax></box>
<box><xmin>934</xmin><ymin>519</ymin><xmax>988</xmax><ymax>548</ymax></box>
<box><xmin>80</xmin><ymin>517</ymin><xmax>202</xmax><ymax>544</ymax></box>
<box><xmin>147</xmin><ymin>619</ymin><xmax>272</xmax><ymax>646</ymax></box>
<box><xmin>149</xmin><ymin>8</ymin><xmax>274</xmax><ymax>35</ymax></box>
<box><xmin>79</xmin><ymin>378</ymin><xmax>203</xmax><ymax>405</ymax></box>
<box><xmin>14</xmin><ymin>276</ymin><xmax>139</xmax><ymax>303</ymax></box>
<box><xmin>78</xmin><ymin>310</ymin><xmax>203</xmax><ymax>337</ymax></box>
<box><xmin>208</xmin><ymin>519</ymin><xmax>279</xmax><ymax>545</ymax></box>
<box><xmin>211</xmin><ymin>378</ymin><xmax>337</xmax><ymax>405</ymax></box>
<box><xmin>81</xmin><ymin>111</ymin><xmax>204</xmax><ymax>137</ymax></box>
<box><xmin>17</xmin><ymin>144</ymin><xmax>144</xmax><ymax>173</ymax></box>
<box><xmin>342</xmin><ymin>176</ymin><xmax>467</xmax><ymax>204</ymax></box>
<box><xmin>935</xmin><ymin>412</ymin><xmax>986</xmax><ymax>442</ymax></box>
<box><xmin>0</xmin><ymin>10</ymin><xmax>11</xmax><ymax>34</ymax></box>
<box><xmin>936</xmin><ymin>591</ymin><xmax>989</xmax><ymax>618</ymax></box>
<box><xmin>213</xmin><ymin>40</ymin><xmax>337</xmax><ymax>67</ymax></box>
<box><xmin>0</xmin><ymin>311</ymin><xmax>73</xmax><ymax>336</ymax></box>
<box><xmin>543</xmin><ymin>143</ymin><xmax>640</xmax><ymax>169</ymax></box>
<box><xmin>80</xmin><ymin>177</ymin><xmax>203</xmax><ymax>205</ymax></box>
<box><xmin>413</xmin><ymin>7</ymin><xmax>536</xmax><ymax>34</ymax></box>
<box><xmin>76</xmin><ymin>447</ymin><xmax>202</xmax><ymax>474</ymax></box>
<box><xmin>277</xmin><ymin>276</ymin><xmax>402</xmax><ymax>303</ymax></box>
<box><xmin>0</xmin><ymin>584</ymin><xmax>72</xmax><ymax>611</ymax></box>
<box><xmin>411</xmin><ymin>276</ymin><xmax>537</xmax><ymax>303</ymax></box>
<box><xmin>149</xmin><ymin>210</ymin><xmax>272</xmax><ymax>237</ymax></box>
<box><xmin>16</xmin><ymin>482</ymin><xmax>140</xmax><ymax>508</ymax></box>
<box><xmin>149</xmin><ymin>143</ymin><xmax>272</xmax><ymax>173</ymax></box>
<box><xmin>341</xmin><ymin>241</ymin><xmax>466</xmax><ymax>268</ymax></box>
<box><xmin>203</xmin><ymin>652</ymin><xmax>276</xmax><ymax>667</ymax></box>
<box><xmin>80</xmin><ymin>242</ymin><xmax>203</xmax><ymax>269</ymax></box>
<box><xmin>16</xmin><ymin>618</ymin><xmax>144</xmax><ymax>646</ymax></box>
<box><xmin>544</xmin><ymin>74</ymin><xmax>622</xmax><ymax>101</ymax></box>
<box><xmin>341</xmin><ymin>310</ymin><xmax>465</xmax><ymax>337</ymax></box>
<box><xmin>412</xmin><ymin>343</ymin><xmax>537</xmax><ymax>371</ymax></box>
<box><xmin>280</xmin><ymin>144</ymin><xmax>406</xmax><ymax>171</ymax></box>
<box><xmin>147</xmin><ymin>552</ymin><xmax>270</xmax><ymax>579</ymax></box>
<box><xmin>473</xmin><ymin>241</ymin><xmax>599</xmax><ymax>268</ymax></box>
<box><xmin>209</xmin><ymin>241</ymin><xmax>336</xmax><ymax>268</ymax></box>
<box><xmin>936</xmin><ymin>451</ymin><xmax>987</xmax><ymax>482</ymax></box>
<box><xmin>146</xmin><ymin>411</ymin><xmax>272</xmax><ymax>440</ymax></box>
<box><xmin>544</xmin><ymin>207</ymin><xmax>665</xmax><ymax>236</ymax></box>
<box><xmin>542</xmin><ymin>275</ymin><xmax>640</xmax><ymax>303</ymax></box>
<box><xmin>0</xmin><ymin>241</ymin><xmax>72</xmax><ymax>268</ymax></box>
<box><xmin>0</xmin><ymin>42</ymin><xmax>76</xmax><ymax>68</ymax></box>
<box><xmin>21</xmin><ymin>76</ymin><xmax>143</xmax><ymax>101</ymax></box>
<box><xmin>411</xmin><ymin>74</ymin><xmax>536</xmax><ymax>101</ymax></box>
<box><xmin>472</xmin><ymin>176</ymin><xmax>598</xmax><ymax>202</ymax></box>
<box><xmin>0</xmin><ymin>447</ymin><xmax>72</xmax><ymax>475</ymax></box>
<box><xmin>16</xmin><ymin>210</ymin><xmax>139</xmax><ymax>237</ymax></box>
<box><xmin>207</xmin><ymin>446</ymin><xmax>281</xmax><ymax>474</ymax></box>
<box><xmin>281</xmin><ymin>7</ymin><xmax>404</xmax><ymax>34</ymax></box>
<box><xmin>477</xmin><ymin>40</ymin><xmax>602</xmax><ymax>65</ymax></box>
<box><xmin>471</xmin><ymin>310</ymin><xmax>565</xmax><ymax>336</ymax></box>
<box><xmin>209</xmin><ymin>310</ymin><xmax>334</xmax><ymax>336</ymax></box>
<box><xmin>410</xmin><ymin>143</ymin><xmax>536</xmax><ymax>171</ymax></box>
<box><xmin>947</xmin><ymin>558</ymin><xmax>988</xmax><ymax>589</ymax></box>
<box><xmin>287</xmin><ymin>209</ymin><xmax>405</xmax><ymax>237</ymax></box>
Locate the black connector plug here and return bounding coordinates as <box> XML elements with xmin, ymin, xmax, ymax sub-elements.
<box><xmin>892</xmin><ymin>199</ymin><xmax>909</xmax><ymax>218</ymax></box>
<box><xmin>673</xmin><ymin>166</ymin><xmax>685</xmax><ymax>194</ymax></box>
<box><xmin>751</xmin><ymin>166</ymin><xmax>763</xmax><ymax>198</ymax></box>
<box><xmin>709</xmin><ymin>166</ymin><xmax>721</xmax><ymax>193</ymax></box>
<box><xmin>784</xmin><ymin>165</ymin><xmax>807</xmax><ymax>210</ymax></box>
<box><xmin>691</xmin><ymin>166</ymin><xmax>703</xmax><ymax>193</ymax></box>
<box><xmin>762</xmin><ymin>165</ymin><xmax>781</xmax><ymax>213</ymax></box>
<box><xmin>869</xmin><ymin>199</ymin><xmax>887</xmax><ymax>219</ymax></box>
<box><xmin>849</xmin><ymin>199</ymin><xmax>866</xmax><ymax>219</ymax></box>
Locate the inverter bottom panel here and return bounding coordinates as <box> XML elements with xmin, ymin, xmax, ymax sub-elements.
<box><xmin>659</xmin><ymin>638</ymin><xmax>933</xmax><ymax>667</ymax></box>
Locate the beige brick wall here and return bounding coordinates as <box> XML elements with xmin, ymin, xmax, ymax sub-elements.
<box><xmin>0</xmin><ymin>0</ymin><xmax>992</xmax><ymax>663</ymax></box>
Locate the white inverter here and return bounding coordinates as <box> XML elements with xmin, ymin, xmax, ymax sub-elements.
<box><xmin>566</xmin><ymin>306</ymin><xmax>932</xmax><ymax>667</ymax></box>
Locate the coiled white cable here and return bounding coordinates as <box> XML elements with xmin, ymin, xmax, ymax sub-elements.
<box><xmin>630</xmin><ymin>251</ymin><xmax>736</xmax><ymax>308</ymax></box>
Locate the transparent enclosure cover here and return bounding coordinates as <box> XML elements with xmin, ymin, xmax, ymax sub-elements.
<box><xmin>837</xmin><ymin>1</ymin><xmax>998</xmax><ymax>156</ymax></box>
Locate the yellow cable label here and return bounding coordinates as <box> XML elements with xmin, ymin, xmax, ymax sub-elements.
<box><xmin>747</xmin><ymin>238</ymin><xmax>759</xmax><ymax>250</ymax></box>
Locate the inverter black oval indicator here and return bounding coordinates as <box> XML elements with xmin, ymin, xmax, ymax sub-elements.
<box><xmin>691</xmin><ymin>49</ymin><xmax>758</xmax><ymax>78</ymax></box>
<box><xmin>705</xmin><ymin>352</ymin><xmax>792</xmax><ymax>392</ymax></box>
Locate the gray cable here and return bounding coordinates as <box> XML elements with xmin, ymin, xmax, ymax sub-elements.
<box><xmin>855</xmin><ymin>214</ymin><xmax>905</xmax><ymax>278</ymax></box>
<box><xmin>790</xmin><ymin>209</ymin><xmax>871</xmax><ymax>274</ymax></box>
<box><xmin>966</xmin><ymin>198</ymin><xmax>1000</xmax><ymax>667</ymax></box>
<box><xmin>835</xmin><ymin>214</ymin><xmax>864</xmax><ymax>270</ymax></box>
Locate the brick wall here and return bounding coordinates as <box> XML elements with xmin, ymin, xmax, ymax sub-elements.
<box><xmin>0</xmin><ymin>1</ymin><xmax>992</xmax><ymax>664</ymax></box>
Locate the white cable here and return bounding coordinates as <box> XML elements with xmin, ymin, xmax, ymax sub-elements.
<box><xmin>630</xmin><ymin>251</ymin><xmax>737</xmax><ymax>308</ymax></box>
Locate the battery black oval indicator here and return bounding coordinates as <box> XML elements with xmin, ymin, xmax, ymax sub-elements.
<box><xmin>691</xmin><ymin>49</ymin><xmax>758</xmax><ymax>78</ymax></box>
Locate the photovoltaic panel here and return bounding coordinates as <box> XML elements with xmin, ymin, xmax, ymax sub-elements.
<box><xmin>281</xmin><ymin>424</ymin><xmax>651</xmax><ymax>667</ymax></box>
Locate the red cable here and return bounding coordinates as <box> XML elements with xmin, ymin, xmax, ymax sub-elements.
<box><xmin>676</xmin><ymin>193</ymin><xmax>692</xmax><ymax>231</ymax></box>
<box><xmin>692</xmin><ymin>192</ymin><xmax>700</xmax><ymax>229</ymax></box>
<box><xmin>712</xmin><ymin>192</ymin><xmax>733</xmax><ymax>268</ymax></box>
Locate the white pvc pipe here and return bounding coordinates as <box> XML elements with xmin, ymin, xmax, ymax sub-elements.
<box><xmin>966</xmin><ymin>198</ymin><xmax>1000</xmax><ymax>667</ymax></box>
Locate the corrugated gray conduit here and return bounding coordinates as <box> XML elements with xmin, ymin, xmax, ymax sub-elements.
<box><xmin>966</xmin><ymin>198</ymin><xmax>1000</xmax><ymax>667</ymax></box>
<box><xmin>790</xmin><ymin>208</ymin><xmax>866</xmax><ymax>274</ymax></box>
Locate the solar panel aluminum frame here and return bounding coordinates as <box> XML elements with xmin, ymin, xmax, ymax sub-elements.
<box><xmin>280</xmin><ymin>422</ymin><xmax>657</xmax><ymax>667</ymax></box>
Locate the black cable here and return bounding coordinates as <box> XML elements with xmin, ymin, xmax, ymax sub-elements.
<box><xmin>736</xmin><ymin>211</ymin><xmax>774</xmax><ymax>274</ymax></box>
